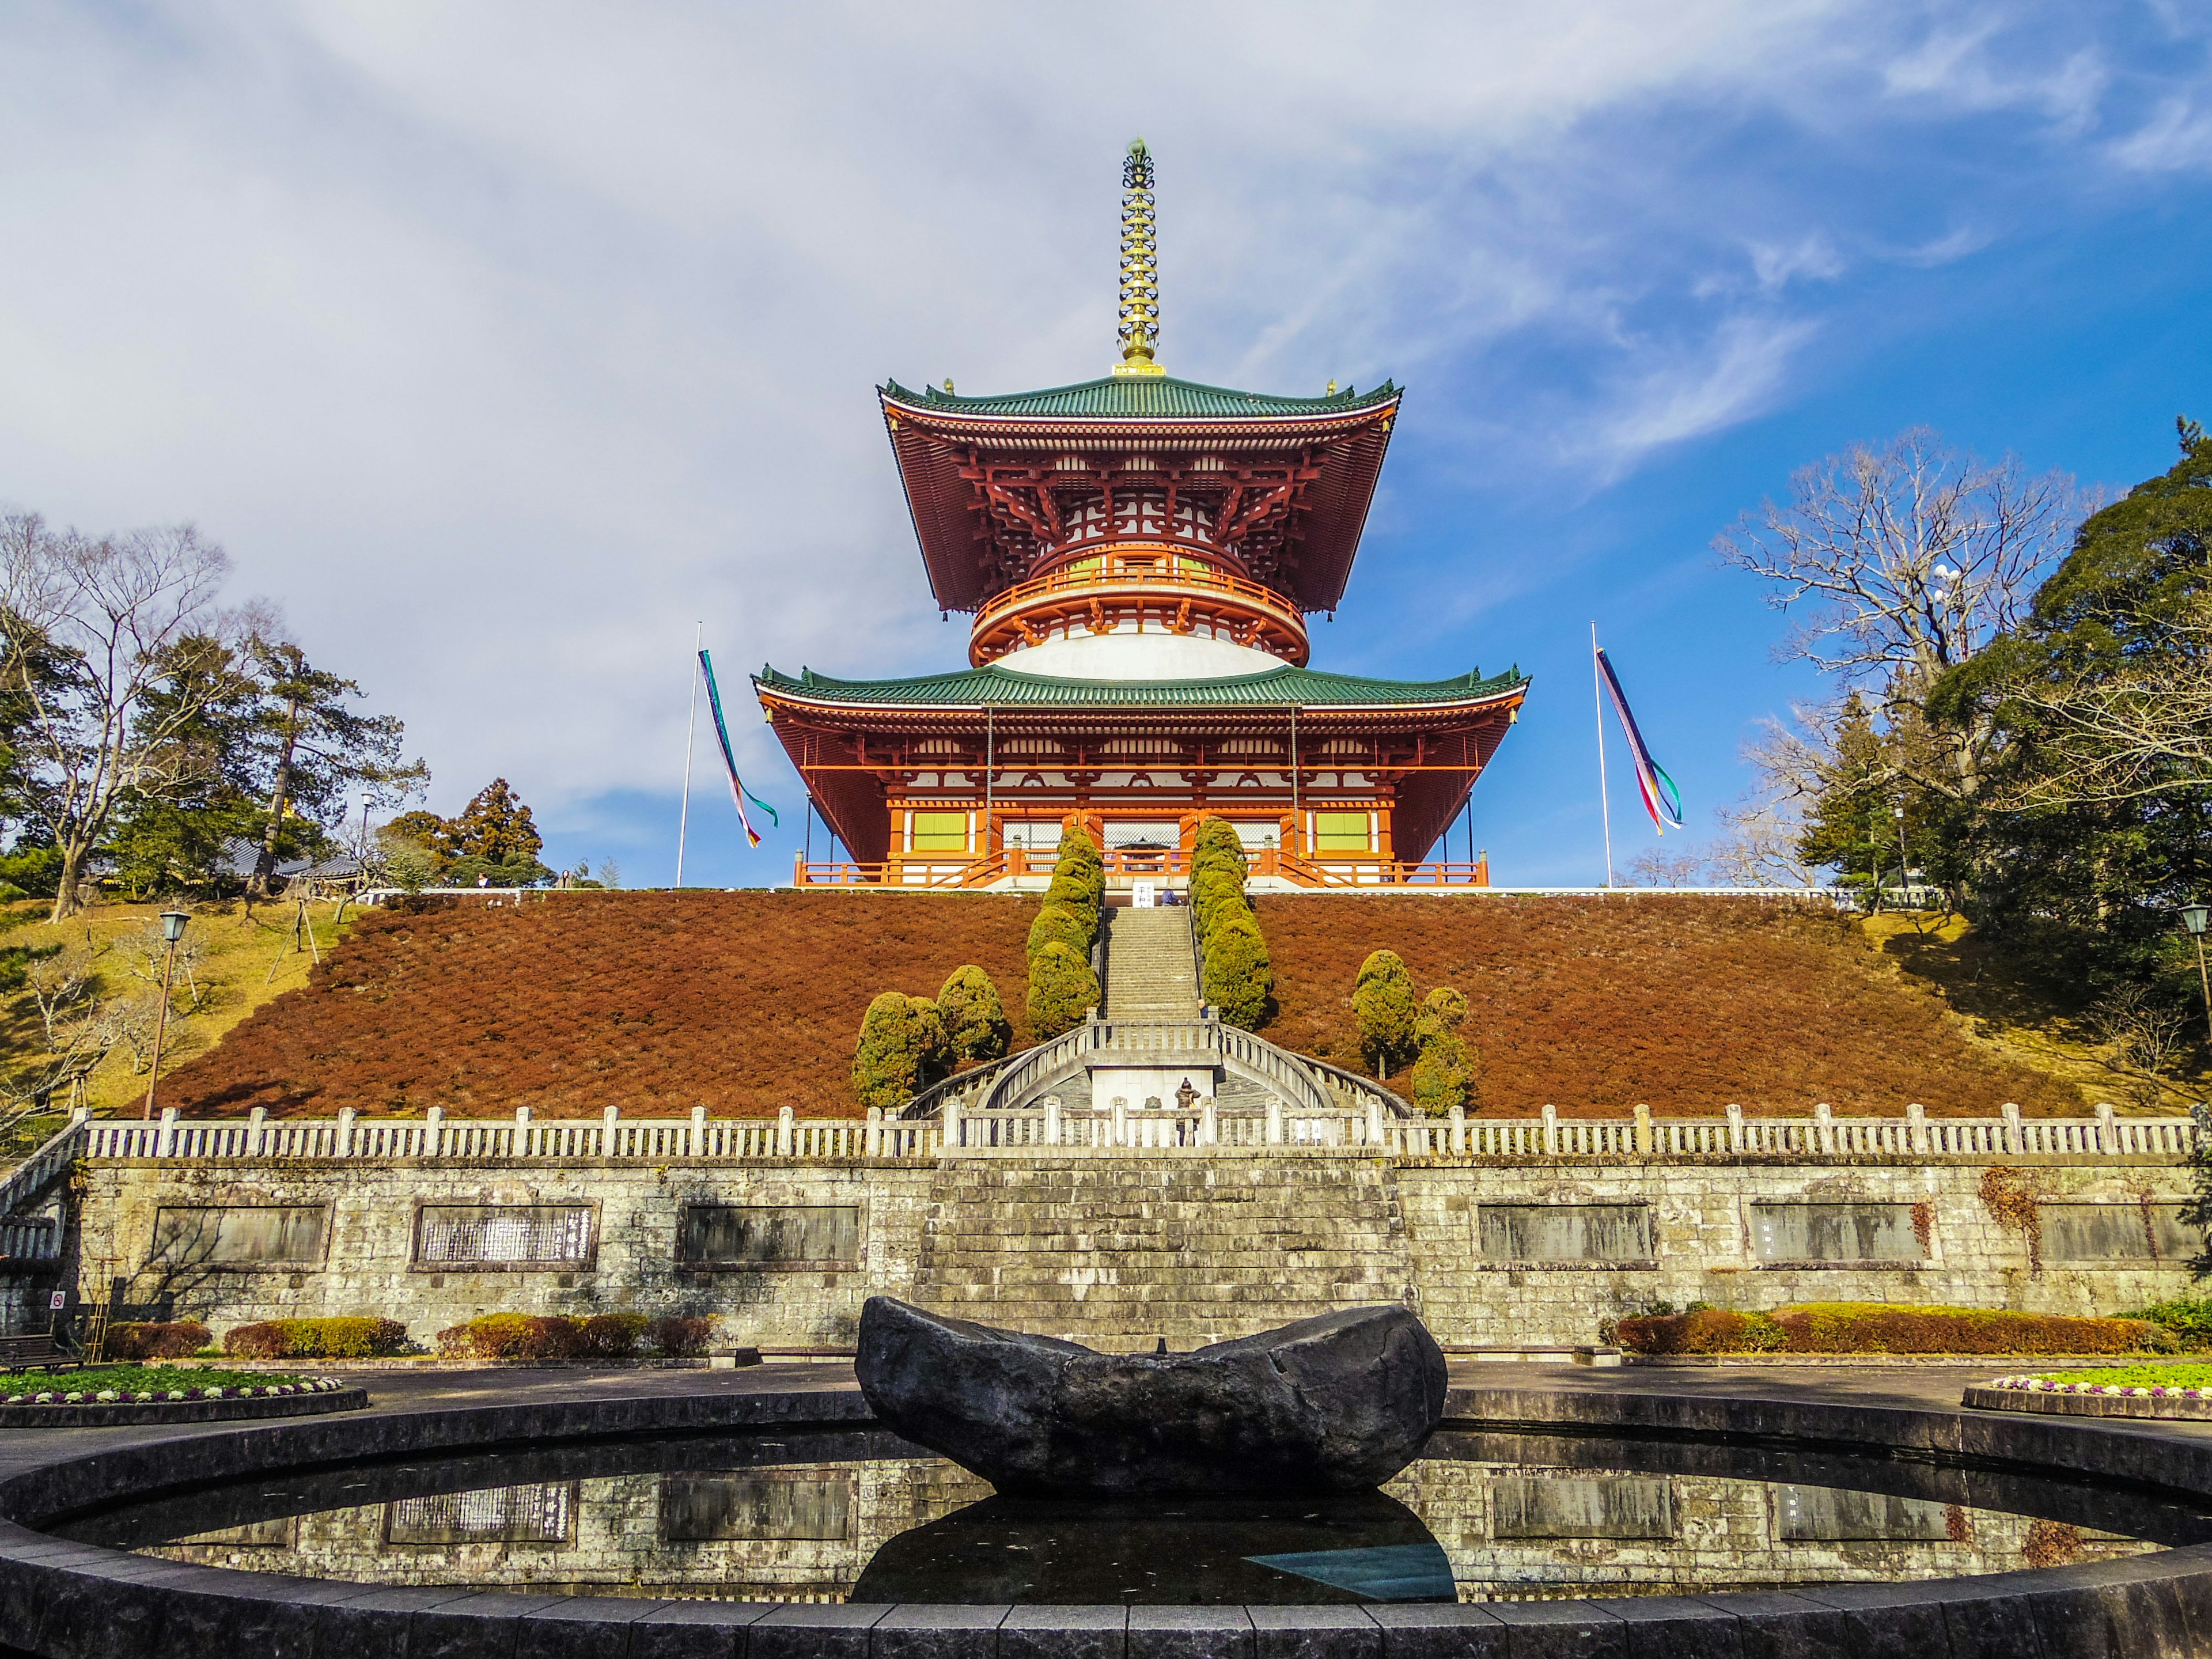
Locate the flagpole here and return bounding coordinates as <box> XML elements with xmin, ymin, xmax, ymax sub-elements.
<box><xmin>1592</xmin><ymin>621</ymin><xmax>1613</xmax><ymax>888</ymax></box>
<box><xmin>676</xmin><ymin>620</ymin><xmax>700</xmax><ymax>888</ymax></box>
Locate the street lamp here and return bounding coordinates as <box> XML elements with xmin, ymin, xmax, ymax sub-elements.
<box><xmin>141</xmin><ymin>910</ymin><xmax>190</xmax><ymax>1122</ymax></box>
<box><xmin>2183</xmin><ymin>903</ymin><xmax>2212</xmax><ymax>1054</ymax></box>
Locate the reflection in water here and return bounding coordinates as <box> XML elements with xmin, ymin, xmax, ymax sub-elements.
<box><xmin>61</xmin><ymin>1425</ymin><xmax>2208</xmax><ymax>1606</ymax></box>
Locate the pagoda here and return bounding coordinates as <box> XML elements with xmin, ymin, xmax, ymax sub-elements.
<box><xmin>756</xmin><ymin>141</ymin><xmax>1529</xmax><ymax>889</ymax></box>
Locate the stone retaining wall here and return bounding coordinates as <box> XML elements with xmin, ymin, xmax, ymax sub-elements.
<box><xmin>59</xmin><ymin>1149</ymin><xmax>2200</xmax><ymax>1350</ymax></box>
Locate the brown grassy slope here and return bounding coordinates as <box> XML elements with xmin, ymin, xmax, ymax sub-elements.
<box><xmin>163</xmin><ymin>891</ymin><xmax>1038</xmax><ymax>1119</ymax></box>
<box><xmin>1254</xmin><ymin>895</ymin><xmax>2085</xmax><ymax>1116</ymax></box>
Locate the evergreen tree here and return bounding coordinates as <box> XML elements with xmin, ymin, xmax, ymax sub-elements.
<box><xmin>937</xmin><ymin>965</ymin><xmax>1011</xmax><ymax>1062</ymax></box>
<box><xmin>1353</xmin><ymin>950</ymin><xmax>1420</xmax><ymax>1078</ymax></box>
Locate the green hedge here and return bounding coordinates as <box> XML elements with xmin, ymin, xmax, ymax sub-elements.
<box><xmin>1613</xmin><ymin>1303</ymin><xmax>2164</xmax><ymax>1356</ymax></box>
<box><xmin>851</xmin><ymin>991</ymin><xmax>946</xmax><ymax>1109</ymax></box>
<box><xmin>224</xmin><ymin>1317</ymin><xmax>410</xmax><ymax>1359</ymax></box>
<box><xmin>435</xmin><ymin>1312</ymin><xmax>657</xmax><ymax>1361</ymax></box>
<box><xmin>1026</xmin><ymin>902</ymin><xmax>1093</xmax><ymax>961</ymax></box>
<box><xmin>936</xmin><ymin>965</ymin><xmax>1011</xmax><ymax>1063</ymax></box>
<box><xmin>106</xmin><ymin>1321</ymin><xmax>210</xmax><ymax>1361</ymax></box>
<box><xmin>1028</xmin><ymin>940</ymin><xmax>1100</xmax><ymax>1038</ymax></box>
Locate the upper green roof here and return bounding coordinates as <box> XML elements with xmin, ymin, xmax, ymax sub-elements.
<box><xmin>880</xmin><ymin>374</ymin><xmax>1401</xmax><ymax>421</ymax></box>
<box><xmin>755</xmin><ymin>661</ymin><xmax>1525</xmax><ymax>709</ymax></box>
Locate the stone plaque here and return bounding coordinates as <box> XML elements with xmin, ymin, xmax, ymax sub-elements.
<box><xmin>1477</xmin><ymin>1203</ymin><xmax>1653</xmax><ymax>1263</ymax></box>
<box><xmin>1490</xmin><ymin>1476</ymin><xmax>1676</xmax><ymax>1540</ymax></box>
<box><xmin>387</xmin><ymin>1482</ymin><xmax>574</xmax><ymax>1544</ymax></box>
<box><xmin>149</xmin><ymin>1205</ymin><xmax>329</xmax><ymax>1269</ymax></box>
<box><xmin>1774</xmin><ymin>1483</ymin><xmax>1953</xmax><ymax>1541</ymax></box>
<box><xmin>2039</xmin><ymin>1202</ymin><xmax>2199</xmax><ymax>1263</ymax></box>
<box><xmin>1751</xmin><ymin>1202</ymin><xmax>1920</xmax><ymax>1264</ymax></box>
<box><xmin>679</xmin><ymin>1205</ymin><xmax>861</xmax><ymax>1269</ymax></box>
<box><xmin>414</xmin><ymin>1204</ymin><xmax>594</xmax><ymax>1268</ymax></box>
<box><xmin>660</xmin><ymin>1471</ymin><xmax>853</xmax><ymax>1541</ymax></box>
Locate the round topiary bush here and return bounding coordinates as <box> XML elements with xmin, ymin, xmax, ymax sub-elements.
<box><xmin>1026</xmin><ymin>902</ymin><xmax>1093</xmax><ymax>962</ymax></box>
<box><xmin>1028</xmin><ymin>940</ymin><xmax>1101</xmax><ymax>1039</ymax></box>
<box><xmin>851</xmin><ymin>992</ymin><xmax>948</xmax><ymax>1109</ymax></box>
<box><xmin>1048</xmin><ymin>823</ymin><xmax>1105</xmax><ymax>916</ymax></box>
<box><xmin>937</xmin><ymin>965</ymin><xmax>1012</xmax><ymax>1062</ymax></box>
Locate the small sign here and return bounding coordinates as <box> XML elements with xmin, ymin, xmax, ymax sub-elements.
<box><xmin>48</xmin><ymin>1292</ymin><xmax>65</xmax><ymax>1310</ymax></box>
<box><xmin>1131</xmin><ymin>880</ymin><xmax>1157</xmax><ymax>908</ymax></box>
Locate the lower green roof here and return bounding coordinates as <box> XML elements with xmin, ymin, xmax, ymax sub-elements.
<box><xmin>754</xmin><ymin>662</ymin><xmax>1528</xmax><ymax>709</ymax></box>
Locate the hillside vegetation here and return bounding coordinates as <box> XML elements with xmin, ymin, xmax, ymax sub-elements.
<box><xmin>1255</xmin><ymin>894</ymin><xmax>2085</xmax><ymax>1117</ymax></box>
<box><xmin>162</xmin><ymin>892</ymin><xmax>1037</xmax><ymax>1119</ymax></box>
<box><xmin>141</xmin><ymin>889</ymin><xmax>2109</xmax><ymax>1120</ymax></box>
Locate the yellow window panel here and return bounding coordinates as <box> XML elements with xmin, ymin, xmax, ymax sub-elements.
<box><xmin>1313</xmin><ymin>811</ymin><xmax>1371</xmax><ymax>853</ymax></box>
<box><xmin>911</xmin><ymin>812</ymin><xmax>969</xmax><ymax>853</ymax></box>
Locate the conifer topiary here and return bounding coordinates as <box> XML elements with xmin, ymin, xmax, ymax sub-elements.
<box><xmin>1190</xmin><ymin>867</ymin><xmax>1244</xmax><ymax>938</ymax></box>
<box><xmin>1048</xmin><ymin>821</ymin><xmax>1105</xmax><ymax>919</ymax></box>
<box><xmin>1027</xmin><ymin>941</ymin><xmax>1100</xmax><ymax>1039</ymax></box>
<box><xmin>851</xmin><ymin>992</ymin><xmax>948</xmax><ymax>1109</ymax></box>
<box><xmin>937</xmin><ymin>965</ymin><xmax>1012</xmax><ymax>1062</ymax></box>
<box><xmin>1353</xmin><ymin>950</ymin><xmax>1421</xmax><ymax>1078</ymax></box>
<box><xmin>1027</xmin><ymin>902</ymin><xmax>1093</xmax><ymax>962</ymax></box>
<box><xmin>1203</xmin><ymin>910</ymin><xmax>1274</xmax><ymax>1029</ymax></box>
<box><xmin>1407</xmin><ymin>1028</ymin><xmax>1478</xmax><ymax>1116</ymax></box>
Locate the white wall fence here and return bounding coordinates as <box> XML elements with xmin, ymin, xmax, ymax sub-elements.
<box><xmin>68</xmin><ymin>1100</ymin><xmax>2200</xmax><ymax>1167</ymax></box>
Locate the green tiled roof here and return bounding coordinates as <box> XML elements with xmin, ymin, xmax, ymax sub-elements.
<box><xmin>755</xmin><ymin>661</ymin><xmax>1525</xmax><ymax>709</ymax></box>
<box><xmin>880</xmin><ymin>374</ymin><xmax>1400</xmax><ymax>421</ymax></box>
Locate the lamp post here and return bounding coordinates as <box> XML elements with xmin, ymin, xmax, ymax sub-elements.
<box><xmin>141</xmin><ymin>910</ymin><xmax>190</xmax><ymax>1121</ymax></box>
<box><xmin>2183</xmin><ymin>903</ymin><xmax>2212</xmax><ymax>1054</ymax></box>
<box><xmin>1893</xmin><ymin>805</ymin><xmax>1911</xmax><ymax>907</ymax></box>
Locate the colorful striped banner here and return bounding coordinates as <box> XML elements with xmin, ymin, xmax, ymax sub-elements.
<box><xmin>699</xmin><ymin>649</ymin><xmax>777</xmax><ymax>847</ymax></box>
<box><xmin>1594</xmin><ymin>645</ymin><xmax>1684</xmax><ymax>832</ymax></box>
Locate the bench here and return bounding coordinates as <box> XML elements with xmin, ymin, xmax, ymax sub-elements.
<box><xmin>0</xmin><ymin>1334</ymin><xmax>81</xmax><ymax>1374</ymax></box>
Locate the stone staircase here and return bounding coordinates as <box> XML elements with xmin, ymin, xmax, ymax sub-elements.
<box><xmin>1102</xmin><ymin>906</ymin><xmax>1199</xmax><ymax>1020</ymax></box>
<box><xmin>911</xmin><ymin>1154</ymin><xmax>1420</xmax><ymax>1351</ymax></box>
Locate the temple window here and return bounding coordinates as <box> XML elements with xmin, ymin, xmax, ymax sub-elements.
<box><xmin>910</xmin><ymin>810</ymin><xmax>971</xmax><ymax>853</ymax></box>
<box><xmin>1313</xmin><ymin>810</ymin><xmax>1373</xmax><ymax>854</ymax></box>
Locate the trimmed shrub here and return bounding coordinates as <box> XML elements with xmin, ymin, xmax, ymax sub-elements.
<box><xmin>107</xmin><ymin>1320</ymin><xmax>210</xmax><ymax>1361</ymax></box>
<box><xmin>1191</xmin><ymin>817</ymin><xmax>1248</xmax><ymax>884</ymax></box>
<box><xmin>850</xmin><ymin>991</ymin><xmax>946</xmax><ymax>1109</ymax></box>
<box><xmin>650</xmin><ymin>1316</ymin><xmax>711</xmax><ymax>1357</ymax></box>
<box><xmin>2121</xmin><ymin>1296</ymin><xmax>2212</xmax><ymax>1349</ymax></box>
<box><xmin>1047</xmin><ymin>823</ymin><xmax>1105</xmax><ymax>919</ymax></box>
<box><xmin>1028</xmin><ymin>941</ymin><xmax>1101</xmax><ymax>1039</ymax></box>
<box><xmin>1026</xmin><ymin>903</ymin><xmax>1093</xmax><ymax>962</ymax></box>
<box><xmin>1406</xmin><ymin>1029</ymin><xmax>1477</xmax><ymax>1117</ymax></box>
<box><xmin>1612</xmin><ymin>1302</ymin><xmax>2162</xmax><ymax>1357</ymax></box>
<box><xmin>937</xmin><ymin>965</ymin><xmax>1012</xmax><ymax>1062</ymax></box>
<box><xmin>437</xmin><ymin>1313</ymin><xmax>584</xmax><ymax>1360</ymax></box>
<box><xmin>224</xmin><ymin>1316</ymin><xmax>409</xmax><ymax>1359</ymax></box>
<box><xmin>1203</xmin><ymin>911</ymin><xmax>1274</xmax><ymax>1031</ymax></box>
<box><xmin>1190</xmin><ymin>868</ymin><xmax>1244</xmax><ymax>940</ymax></box>
<box><xmin>1421</xmin><ymin>986</ymin><xmax>1468</xmax><ymax>1031</ymax></box>
<box><xmin>576</xmin><ymin>1312</ymin><xmax>649</xmax><ymax>1359</ymax></box>
<box><xmin>1353</xmin><ymin>950</ymin><xmax>1420</xmax><ymax>1077</ymax></box>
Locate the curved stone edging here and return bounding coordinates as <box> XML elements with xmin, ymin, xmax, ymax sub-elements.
<box><xmin>0</xmin><ymin>1383</ymin><xmax>364</xmax><ymax>1430</ymax></box>
<box><xmin>1967</xmin><ymin>1381</ymin><xmax>2212</xmax><ymax>1421</ymax></box>
<box><xmin>0</xmin><ymin>1381</ymin><xmax>2209</xmax><ymax>1657</ymax></box>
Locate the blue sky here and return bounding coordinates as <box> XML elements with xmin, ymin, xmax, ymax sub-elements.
<box><xmin>2</xmin><ymin>2</ymin><xmax>2209</xmax><ymax>887</ymax></box>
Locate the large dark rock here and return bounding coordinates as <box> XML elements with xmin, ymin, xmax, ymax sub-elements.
<box><xmin>855</xmin><ymin>1297</ymin><xmax>1449</xmax><ymax>1497</ymax></box>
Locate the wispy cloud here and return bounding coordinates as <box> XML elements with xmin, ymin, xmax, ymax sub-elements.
<box><xmin>1594</xmin><ymin>317</ymin><xmax>1822</xmax><ymax>476</ymax></box>
<box><xmin>2112</xmin><ymin>97</ymin><xmax>2212</xmax><ymax>172</ymax></box>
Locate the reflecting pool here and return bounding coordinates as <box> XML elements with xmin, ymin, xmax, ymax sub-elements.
<box><xmin>57</xmin><ymin>1425</ymin><xmax>2211</xmax><ymax>1605</ymax></box>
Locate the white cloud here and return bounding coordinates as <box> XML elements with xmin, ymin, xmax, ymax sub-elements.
<box><xmin>1749</xmin><ymin>234</ymin><xmax>1846</xmax><ymax>290</ymax></box>
<box><xmin>1593</xmin><ymin>317</ymin><xmax>1822</xmax><ymax>475</ymax></box>
<box><xmin>2112</xmin><ymin>97</ymin><xmax>2212</xmax><ymax>172</ymax></box>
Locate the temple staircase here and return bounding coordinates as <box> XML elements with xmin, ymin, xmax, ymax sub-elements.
<box><xmin>911</xmin><ymin>1153</ymin><xmax>1420</xmax><ymax>1351</ymax></box>
<box><xmin>1101</xmin><ymin>906</ymin><xmax>1200</xmax><ymax>1020</ymax></box>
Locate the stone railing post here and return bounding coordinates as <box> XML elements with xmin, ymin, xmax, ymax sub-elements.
<box><xmin>424</xmin><ymin>1105</ymin><xmax>445</xmax><ymax>1159</ymax></box>
<box><xmin>687</xmin><ymin>1104</ymin><xmax>706</xmax><ymax>1157</ymax></box>
<box><xmin>1814</xmin><ymin>1103</ymin><xmax>1834</xmax><ymax>1154</ymax></box>
<box><xmin>1907</xmin><ymin>1103</ymin><xmax>1929</xmax><ymax>1154</ymax></box>
<box><xmin>942</xmin><ymin>1099</ymin><xmax>961</xmax><ymax>1153</ymax></box>
<box><xmin>513</xmin><ymin>1104</ymin><xmax>532</xmax><ymax>1158</ymax></box>
<box><xmin>2002</xmin><ymin>1101</ymin><xmax>2023</xmax><ymax>1156</ymax></box>
<box><xmin>1449</xmin><ymin>1103</ymin><xmax>1465</xmax><ymax>1156</ymax></box>
<box><xmin>1043</xmin><ymin>1096</ymin><xmax>1062</xmax><ymax>1147</ymax></box>
<box><xmin>336</xmin><ymin>1107</ymin><xmax>356</xmax><ymax>1157</ymax></box>
<box><xmin>866</xmin><ymin>1106</ymin><xmax>884</xmax><ymax>1158</ymax></box>
<box><xmin>1201</xmin><ymin>1099</ymin><xmax>1218</xmax><ymax>1146</ymax></box>
<box><xmin>601</xmin><ymin>1104</ymin><xmax>620</xmax><ymax>1157</ymax></box>
<box><xmin>1366</xmin><ymin>1097</ymin><xmax>1385</xmax><ymax>1149</ymax></box>
<box><xmin>776</xmin><ymin>1105</ymin><xmax>796</xmax><ymax>1157</ymax></box>
<box><xmin>156</xmin><ymin>1107</ymin><xmax>177</xmax><ymax>1158</ymax></box>
<box><xmin>2095</xmin><ymin>1103</ymin><xmax>2118</xmax><ymax>1156</ymax></box>
<box><xmin>1633</xmin><ymin>1104</ymin><xmax>1652</xmax><ymax>1157</ymax></box>
<box><xmin>247</xmin><ymin>1106</ymin><xmax>267</xmax><ymax>1156</ymax></box>
<box><xmin>1726</xmin><ymin>1104</ymin><xmax>1744</xmax><ymax>1154</ymax></box>
<box><xmin>1267</xmin><ymin>1096</ymin><xmax>1283</xmax><ymax>1146</ymax></box>
<box><xmin>1111</xmin><ymin>1096</ymin><xmax>1128</xmax><ymax>1149</ymax></box>
<box><xmin>1541</xmin><ymin>1103</ymin><xmax>1558</xmax><ymax>1157</ymax></box>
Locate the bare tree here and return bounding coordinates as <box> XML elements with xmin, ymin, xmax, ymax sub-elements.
<box><xmin>0</xmin><ymin>514</ymin><xmax>239</xmax><ymax>919</ymax></box>
<box><xmin>1715</xmin><ymin>430</ymin><xmax>2085</xmax><ymax>804</ymax></box>
<box><xmin>1705</xmin><ymin>797</ymin><xmax>1820</xmax><ymax>887</ymax></box>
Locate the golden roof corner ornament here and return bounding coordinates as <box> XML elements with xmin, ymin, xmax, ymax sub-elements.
<box><xmin>1113</xmin><ymin>138</ymin><xmax>1165</xmax><ymax>377</ymax></box>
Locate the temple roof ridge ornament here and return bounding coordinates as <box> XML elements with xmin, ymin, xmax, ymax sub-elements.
<box><xmin>1115</xmin><ymin>138</ymin><xmax>1165</xmax><ymax>377</ymax></box>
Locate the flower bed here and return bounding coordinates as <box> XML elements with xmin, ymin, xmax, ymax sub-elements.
<box><xmin>1613</xmin><ymin>1302</ymin><xmax>2161</xmax><ymax>1357</ymax></box>
<box><xmin>0</xmin><ymin>1365</ymin><xmax>346</xmax><ymax>1406</ymax></box>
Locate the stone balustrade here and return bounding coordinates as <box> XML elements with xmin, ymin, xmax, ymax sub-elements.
<box><xmin>65</xmin><ymin>1101</ymin><xmax>2199</xmax><ymax>1167</ymax></box>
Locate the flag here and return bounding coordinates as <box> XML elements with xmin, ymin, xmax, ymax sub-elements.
<box><xmin>699</xmin><ymin>649</ymin><xmax>778</xmax><ymax>847</ymax></box>
<box><xmin>1594</xmin><ymin>646</ymin><xmax>1684</xmax><ymax>833</ymax></box>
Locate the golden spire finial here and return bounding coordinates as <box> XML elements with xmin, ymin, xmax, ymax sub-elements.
<box><xmin>1114</xmin><ymin>138</ymin><xmax>1164</xmax><ymax>377</ymax></box>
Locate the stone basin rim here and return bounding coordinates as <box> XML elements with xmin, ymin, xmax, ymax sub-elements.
<box><xmin>0</xmin><ymin>1382</ymin><xmax>2209</xmax><ymax>1657</ymax></box>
